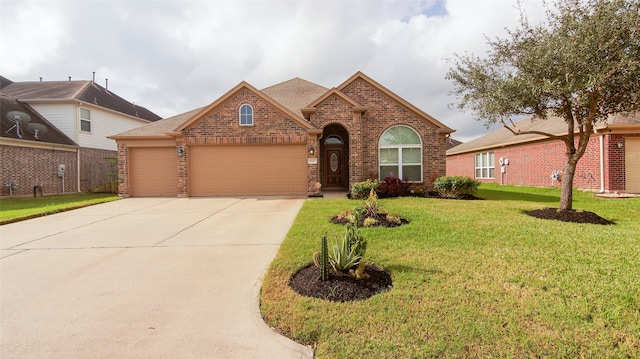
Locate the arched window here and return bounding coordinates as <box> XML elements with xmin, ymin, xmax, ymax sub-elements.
<box><xmin>239</xmin><ymin>104</ymin><xmax>253</xmax><ymax>126</ymax></box>
<box><xmin>378</xmin><ymin>125</ymin><xmax>422</xmax><ymax>181</ymax></box>
<box><xmin>324</xmin><ymin>135</ymin><xmax>343</xmax><ymax>144</ymax></box>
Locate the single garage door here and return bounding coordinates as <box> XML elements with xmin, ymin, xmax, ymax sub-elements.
<box><xmin>129</xmin><ymin>147</ymin><xmax>177</xmax><ymax>197</ymax></box>
<box><xmin>625</xmin><ymin>137</ymin><xmax>640</xmax><ymax>193</ymax></box>
<box><xmin>189</xmin><ymin>145</ymin><xmax>307</xmax><ymax>196</ymax></box>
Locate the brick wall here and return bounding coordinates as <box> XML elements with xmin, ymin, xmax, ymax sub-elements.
<box><xmin>183</xmin><ymin>90</ymin><xmax>309</xmax><ymax>144</ymax></box>
<box><xmin>115</xmin><ymin>79</ymin><xmax>451</xmax><ymax>197</ymax></box>
<box><xmin>181</xmin><ymin>89</ymin><xmax>311</xmax><ymax>195</ymax></box>
<box><xmin>344</xmin><ymin>78</ymin><xmax>446</xmax><ymax>184</ymax></box>
<box><xmin>605</xmin><ymin>133</ymin><xmax>640</xmax><ymax>191</ymax></box>
<box><xmin>446</xmin><ymin>133</ymin><xmax>638</xmax><ymax>192</ymax></box>
<box><xmin>116</xmin><ymin>143</ymin><xmax>129</xmax><ymax>196</ymax></box>
<box><xmin>0</xmin><ymin>145</ymin><xmax>78</xmax><ymax>197</ymax></box>
<box><xmin>310</xmin><ymin>94</ymin><xmax>362</xmax><ymax>185</ymax></box>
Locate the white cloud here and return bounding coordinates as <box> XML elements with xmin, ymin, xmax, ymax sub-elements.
<box><xmin>0</xmin><ymin>2</ymin><xmax>67</xmax><ymax>75</ymax></box>
<box><xmin>0</xmin><ymin>0</ymin><xmax>548</xmax><ymax>142</ymax></box>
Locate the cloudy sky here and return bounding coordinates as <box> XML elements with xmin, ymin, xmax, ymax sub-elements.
<box><xmin>1</xmin><ymin>0</ymin><xmax>547</xmax><ymax>142</ymax></box>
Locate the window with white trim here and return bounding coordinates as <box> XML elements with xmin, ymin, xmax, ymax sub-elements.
<box><xmin>475</xmin><ymin>152</ymin><xmax>495</xmax><ymax>178</ymax></box>
<box><xmin>80</xmin><ymin>108</ymin><xmax>91</xmax><ymax>132</ymax></box>
<box><xmin>378</xmin><ymin>125</ymin><xmax>422</xmax><ymax>182</ymax></box>
<box><xmin>239</xmin><ymin>104</ymin><xmax>253</xmax><ymax>126</ymax></box>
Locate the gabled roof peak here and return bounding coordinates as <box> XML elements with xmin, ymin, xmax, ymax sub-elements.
<box><xmin>176</xmin><ymin>81</ymin><xmax>317</xmax><ymax>132</ymax></box>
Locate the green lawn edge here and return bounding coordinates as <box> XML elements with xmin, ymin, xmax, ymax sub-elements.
<box><xmin>261</xmin><ymin>184</ymin><xmax>640</xmax><ymax>358</ymax></box>
<box><xmin>0</xmin><ymin>193</ymin><xmax>120</xmax><ymax>225</ymax></box>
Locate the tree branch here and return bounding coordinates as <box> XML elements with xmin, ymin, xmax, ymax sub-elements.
<box><xmin>499</xmin><ymin>118</ymin><xmax>566</xmax><ymax>141</ymax></box>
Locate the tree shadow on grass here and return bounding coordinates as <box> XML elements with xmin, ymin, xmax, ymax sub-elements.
<box><xmin>478</xmin><ymin>189</ymin><xmax>559</xmax><ymax>204</ymax></box>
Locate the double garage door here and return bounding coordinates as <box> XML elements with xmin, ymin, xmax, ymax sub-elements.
<box><xmin>189</xmin><ymin>144</ymin><xmax>307</xmax><ymax>196</ymax></box>
<box><xmin>128</xmin><ymin>145</ymin><xmax>307</xmax><ymax>197</ymax></box>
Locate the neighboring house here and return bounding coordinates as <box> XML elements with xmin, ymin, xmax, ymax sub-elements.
<box><xmin>110</xmin><ymin>71</ymin><xmax>454</xmax><ymax>197</ymax></box>
<box><xmin>0</xmin><ymin>76</ymin><xmax>161</xmax><ymax>196</ymax></box>
<box><xmin>446</xmin><ymin>137</ymin><xmax>462</xmax><ymax>150</ymax></box>
<box><xmin>446</xmin><ymin>113</ymin><xmax>640</xmax><ymax>193</ymax></box>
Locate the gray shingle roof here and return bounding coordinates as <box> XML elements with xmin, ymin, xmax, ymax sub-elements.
<box><xmin>447</xmin><ymin>112</ymin><xmax>640</xmax><ymax>155</ymax></box>
<box><xmin>261</xmin><ymin>78</ymin><xmax>329</xmax><ymax>118</ymax></box>
<box><xmin>1</xmin><ymin>78</ymin><xmax>161</xmax><ymax>122</ymax></box>
<box><xmin>110</xmin><ymin>107</ymin><xmax>204</xmax><ymax>138</ymax></box>
<box><xmin>0</xmin><ymin>94</ymin><xmax>77</xmax><ymax>146</ymax></box>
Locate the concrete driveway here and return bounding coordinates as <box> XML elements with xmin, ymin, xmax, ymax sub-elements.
<box><xmin>0</xmin><ymin>197</ymin><xmax>313</xmax><ymax>359</ymax></box>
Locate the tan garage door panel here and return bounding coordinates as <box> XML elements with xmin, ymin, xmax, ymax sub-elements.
<box><xmin>130</xmin><ymin>147</ymin><xmax>177</xmax><ymax>197</ymax></box>
<box><xmin>625</xmin><ymin>138</ymin><xmax>640</xmax><ymax>192</ymax></box>
<box><xmin>189</xmin><ymin>145</ymin><xmax>307</xmax><ymax>196</ymax></box>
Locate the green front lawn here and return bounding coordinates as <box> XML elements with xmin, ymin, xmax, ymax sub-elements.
<box><xmin>261</xmin><ymin>184</ymin><xmax>640</xmax><ymax>358</ymax></box>
<box><xmin>0</xmin><ymin>193</ymin><xmax>119</xmax><ymax>224</ymax></box>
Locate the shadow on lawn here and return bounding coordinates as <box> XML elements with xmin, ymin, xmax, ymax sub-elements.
<box><xmin>479</xmin><ymin>189</ymin><xmax>559</xmax><ymax>204</ymax></box>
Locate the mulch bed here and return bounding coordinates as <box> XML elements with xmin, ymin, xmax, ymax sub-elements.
<box><xmin>524</xmin><ymin>208</ymin><xmax>614</xmax><ymax>225</ymax></box>
<box><xmin>289</xmin><ymin>264</ymin><xmax>393</xmax><ymax>302</ymax></box>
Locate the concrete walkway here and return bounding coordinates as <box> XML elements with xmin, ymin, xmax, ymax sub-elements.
<box><xmin>0</xmin><ymin>197</ymin><xmax>313</xmax><ymax>359</ymax></box>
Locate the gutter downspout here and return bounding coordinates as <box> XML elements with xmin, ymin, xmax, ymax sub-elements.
<box><xmin>77</xmin><ymin>147</ymin><xmax>82</xmax><ymax>192</ymax></box>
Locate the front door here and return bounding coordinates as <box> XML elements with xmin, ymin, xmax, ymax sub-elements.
<box><xmin>325</xmin><ymin>147</ymin><xmax>343</xmax><ymax>188</ymax></box>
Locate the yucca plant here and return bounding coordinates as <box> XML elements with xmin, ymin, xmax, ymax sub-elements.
<box><xmin>329</xmin><ymin>236</ymin><xmax>362</xmax><ymax>272</ymax></box>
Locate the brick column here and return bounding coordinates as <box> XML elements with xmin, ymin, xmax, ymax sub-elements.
<box><xmin>307</xmin><ymin>134</ymin><xmax>321</xmax><ymax>196</ymax></box>
<box><xmin>349</xmin><ymin>110</ymin><xmax>364</xmax><ymax>187</ymax></box>
<box><xmin>176</xmin><ymin>140</ymin><xmax>188</xmax><ymax>197</ymax></box>
<box><xmin>117</xmin><ymin>143</ymin><xmax>130</xmax><ymax>197</ymax></box>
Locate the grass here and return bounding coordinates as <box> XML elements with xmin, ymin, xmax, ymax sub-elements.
<box><xmin>261</xmin><ymin>184</ymin><xmax>640</xmax><ymax>358</ymax></box>
<box><xmin>0</xmin><ymin>193</ymin><xmax>120</xmax><ymax>224</ymax></box>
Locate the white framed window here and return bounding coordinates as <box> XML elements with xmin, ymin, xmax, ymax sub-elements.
<box><xmin>80</xmin><ymin>108</ymin><xmax>91</xmax><ymax>132</ymax></box>
<box><xmin>378</xmin><ymin>125</ymin><xmax>422</xmax><ymax>182</ymax></box>
<box><xmin>239</xmin><ymin>104</ymin><xmax>253</xmax><ymax>126</ymax></box>
<box><xmin>475</xmin><ymin>152</ymin><xmax>495</xmax><ymax>178</ymax></box>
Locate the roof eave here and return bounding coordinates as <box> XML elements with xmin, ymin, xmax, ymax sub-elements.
<box><xmin>0</xmin><ymin>137</ymin><xmax>78</xmax><ymax>149</ymax></box>
<box><xmin>446</xmin><ymin>133</ymin><xmax>565</xmax><ymax>155</ymax></box>
<box><xmin>20</xmin><ymin>98</ymin><xmax>153</xmax><ymax>123</ymax></box>
<box><xmin>595</xmin><ymin>123</ymin><xmax>640</xmax><ymax>133</ymax></box>
<box><xmin>108</xmin><ymin>134</ymin><xmax>173</xmax><ymax>140</ymax></box>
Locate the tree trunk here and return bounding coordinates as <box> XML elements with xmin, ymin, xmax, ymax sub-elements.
<box><xmin>559</xmin><ymin>157</ymin><xmax>577</xmax><ymax>210</ymax></box>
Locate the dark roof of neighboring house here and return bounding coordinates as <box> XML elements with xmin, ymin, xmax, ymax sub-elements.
<box><xmin>447</xmin><ymin>112</ymin><xmax>640</xmax><ymax>155</ymax></box>
<box><xmin>446</xmin><ymin>137</ymin><xmax>462</xmax><ymax>150</ymax></box>
<box><xmin>0</xmin><ymin>93</ymin><xmax>77</xmax><ymax>146</ymax></box>
<box><xmin>0</xmin><ymin>77</ymin><xmax>162</xmax><ymax>122</ymax></box>
<box><xmin>0</xmin><ymin>76</ymin><xmax>14</xmax><ymax>89</ymax></box>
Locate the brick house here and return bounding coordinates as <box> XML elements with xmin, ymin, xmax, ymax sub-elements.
<box><xmin>0</xmin><ymin>76</ymin><xmax>161</xmax><ymax>196</ymax></box>
<box><xmin>446</xmin><ymin>113</ymin><xmax>640</xmax><ymax>193</ymax></box>
<box><xmin>110</xmin><ymin>72</ymin><xmax>454</xmax><ymax>197</ymax></box>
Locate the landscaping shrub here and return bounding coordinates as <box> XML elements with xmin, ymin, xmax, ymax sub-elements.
<box><xmin>408</xmin><ymin>183</ymin><xmax>429</xmax><ymax>197</ymax></box>
<box><xmin>377</xmin><ymin>176</ymin><xmax>409</xmax><ymax>198</ymax></box>
<box><xmin>433</xmin><ymin>176</ymin><xmax>480</xmax><ymax>198</ymax></box>
<box><xmin>351</xmin><ymin>179</ymin><xmax>379</xmax><ymax>200</ymax></box>
<box><xmin>362</xmin><ymin>189</ymin><xmax>382</xmax><ymax>219</ymax></box>
<box><xmin>329</xmin><ymin>223</ymin><xmax>366</xmax><ymax>271</ymax></box>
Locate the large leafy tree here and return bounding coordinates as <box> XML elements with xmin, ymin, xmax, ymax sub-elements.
<box><xmin>446</xmin><ymin>0</ymin><xmax>640</xmax><ymax>210</ymax></box>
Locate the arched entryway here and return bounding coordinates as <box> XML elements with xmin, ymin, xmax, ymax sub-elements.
<box><xmin>321</xmin><ymin>124</ymin><xmax>349</xmax><ymax>189</ymax></box>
